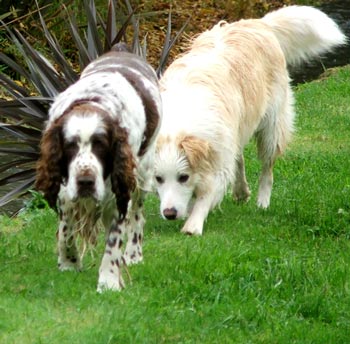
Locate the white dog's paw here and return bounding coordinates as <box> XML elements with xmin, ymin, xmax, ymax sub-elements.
<box><xmin>97</xmin><ymin>270</ymin><xmax>124</xmax><ymax>293</ymax></box>
<box><xmin>257</xmin><ymin>196</ymin><xmax>270</xmax><ymax>209</ymax></box>
<box><xmin>234</xmin><ymin>191</ymin><xmax>251</xmax><ymax>203</ymax></box>
<box><xmin>181</xmin><ymin>221</ymin><xmax>203</xmax><ymax>236</ymax></box>
<box><xmin>234</xmin><ymin>187</ymin><xmax>251</xmax><ymax>203</ymax></box>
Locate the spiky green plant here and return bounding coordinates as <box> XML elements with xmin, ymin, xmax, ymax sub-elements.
<box><xmin>0</xmin><ymin>0</ymin><xmax>185</xmax><ymax>212</ymax></box>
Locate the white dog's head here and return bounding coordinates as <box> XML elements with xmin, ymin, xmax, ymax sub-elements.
<box><xmin>154</xmin><ymin>134</ymin><xmax>213</xmax><ymax>220</ymax></box>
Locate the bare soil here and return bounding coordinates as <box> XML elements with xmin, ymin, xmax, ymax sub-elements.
<box><xmin>135</xmin><ymin>0</ymin><xmax>300</xmax><ymax>68</ymax></box>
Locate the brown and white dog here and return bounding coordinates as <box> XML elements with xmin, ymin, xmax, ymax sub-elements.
<box><xmin>36</xmin><ymin>46</ymin><xmax>162</xmax><ymax>291</ymax></box>
<box><xmin>154</xmin><ymin>6</ymin><xmax>346</xmax><ymax>235</ymax></box>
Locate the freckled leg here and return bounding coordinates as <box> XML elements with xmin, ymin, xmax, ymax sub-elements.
<box><xmin>97</xmin><ymin>216</ymin><xmax>125</xmax><ymax>292</ymax></box>
<box><xmin>57</xmin><ymin>208</ymin><xmax>82</xmax><ymax>271</ymax></box>
<box><xmin>123</xmin><ymin>190</ymin><xmax>145</xmax><ymax>265</ymax></box>
<box><xmin>233</xmin><ymin>154</ymin><xmax>251</xmax><ymax>202</ymax></box>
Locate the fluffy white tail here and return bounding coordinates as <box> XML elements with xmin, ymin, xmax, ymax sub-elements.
<box><xmin>262</xmin><ymin>6</ymin><xmax>347</xmax><ymax>66</ymax></box>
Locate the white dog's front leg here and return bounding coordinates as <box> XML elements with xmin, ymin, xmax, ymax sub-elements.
<box><xmin>97</xmin><ymin>218</ymin><xmax>125</xmax><ymax>292</ymax></box>
<box><xmin>257</xmin><ymin>161</ymin><xmax>274</xmax><ymax>209</ymax></box>
<box><xmin>181</xmin><ymin>195</ymin><xmax>213</xmax><ymax>236</ymax></box>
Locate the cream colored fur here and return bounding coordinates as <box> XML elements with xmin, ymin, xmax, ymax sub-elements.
<box><xmin>154</xmin><ymin>6</ymin><xmax>346</xmax><ymax>235</ymax></box>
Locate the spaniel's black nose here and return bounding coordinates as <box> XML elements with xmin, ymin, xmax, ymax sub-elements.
<box><xmin>77</xmin><ymin>175</ymin><xmax>95</xmax><ymax>196</ymax></box>
<box><xmin>163</xmin><ymin>207</ymin><xmax>177</xmax><ymax>220</ymax></box>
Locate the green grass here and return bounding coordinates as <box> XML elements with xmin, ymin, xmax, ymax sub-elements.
<box><xmin>1</xmin><ymin>66</ymin><xmax>350</xmax><ymax>343</ymax></box>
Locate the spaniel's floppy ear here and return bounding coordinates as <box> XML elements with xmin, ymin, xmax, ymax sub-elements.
<box><xmin>177</xmin><ymin>135</ymin><xmax>214</xmax><ymax>171</ymax></box>
<box><xmin>35</xmin><ymin>120</ymin><xmax>64</xmax><ymax>209</ymax></box>
<box><xmin>110</xmin><ymin>123</ymin><xmax>136</xmax><ymax>220</ymax></box>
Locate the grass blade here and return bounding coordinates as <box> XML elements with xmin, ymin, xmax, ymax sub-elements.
<box><xmin>0</xmin><ymin>158</ymin><xmax>34</xmax><ymax>174</ymax></box>
<box><xmin>156</xmin><ymin>13</ymin><xmax>190</xmax><ymax>77</ymax></box>
<box><xmin>85</xmin><ymin>0</ymin><xmax>103</xmax><ymax>59</ymax></box>
<box><xmin>103</xmin><ymin>0</ymin><xmax>117</xmax><ymax>49</ymax></box>
<box><xmin>64</xmin><ymin>6</ymin><xmax>91</xmax><ymax>69</ymax></box>
<box><xmin>110</xmin><ymin>1</ymin><xmax>137</xmax><ymax>47</ymax></box>
<box><xmin>35</xmin><ymin>2</ymin><xmax>78</xmax><ymax>84</ymax></box>
<box><xmin>0</xmin><ymin>169</ymin><xmax>36</xmax><ymax>186</ymax></box>
<box><xmin>0</xmin><ymin>177</ymin><xmax>35</xmax><ymax>207</ymax></box>
<box><xmin>0</xmin><ymin>147</ymin><xmax>39</xmax><ymax>159</ymax></box>
<box><xmin>0</xmin><ymin>73</ymin><xmax>29</xmax><ymax>98</ymax></box>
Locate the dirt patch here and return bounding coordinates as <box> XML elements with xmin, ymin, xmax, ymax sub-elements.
<box><xmin>135</xmin><ymin>0</ymin><xmax>297</xmax><ymax>69</ymax></box>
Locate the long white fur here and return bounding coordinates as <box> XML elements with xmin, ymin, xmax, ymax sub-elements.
<box><xmin>262</xmin><ymin>6</ymin><xmax>347</xmax><ymax>66</ymax></box>
<box><xmin>154</xmin><ymin>6</ymin><xmax>346</xmax><ymax>235</ymax></box>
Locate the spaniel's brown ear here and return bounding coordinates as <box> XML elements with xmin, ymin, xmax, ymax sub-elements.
<box><xmin>35</xmin><ymin>121</ymin><xmax>64</xmax><ymax>209</ymax></box>
<box><xmin>110</xmin><ymin>124</ymin><xmax>136</xmax><ymax>220</ymax></box>
<box><xmin>177</xmin><ymin>135</ymin><xmax>214</xmax><ymax>171</ymax></box>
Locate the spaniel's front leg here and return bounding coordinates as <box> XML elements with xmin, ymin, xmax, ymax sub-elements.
<box><xmin>97</xmin><ymin>216</ymin><xmax>125</xmax><ymax>292</ymax></box>
<box><xmin>123</xmin><ymin>189</ymin><xmax>145</xmax><ymax>265</ymax></box>
<box><xmin>57</xmin><ymin>205</ymin><xmax>82</xmax><ymax>271</ymax></box>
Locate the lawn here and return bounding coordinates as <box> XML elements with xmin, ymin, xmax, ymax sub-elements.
<box><xmin>1</xmin><ymin>66</ymin><xmax>350</xmax><ymax>343</ymax></box>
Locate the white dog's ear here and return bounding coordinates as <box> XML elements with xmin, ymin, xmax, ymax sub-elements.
<box><xmin>156</xmin><ymin>135</ymin><xmax>170</xmax><ymax>152</ymax></box>
<box><xmin>178</xmin><ymin>135</ymin><xmax>213</xmax><ymax>170</ymax></box>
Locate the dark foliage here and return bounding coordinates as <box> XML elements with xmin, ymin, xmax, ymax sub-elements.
<box><xmin>0</xmin><ymin>0</ymin><xmax>186</xmax><ymax>212</ymax></box>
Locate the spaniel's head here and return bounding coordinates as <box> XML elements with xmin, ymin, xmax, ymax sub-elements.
<box><xmin>36</xmin><ymin>103</ymin><xmax>136</xmax><ymax>218</ymax></box>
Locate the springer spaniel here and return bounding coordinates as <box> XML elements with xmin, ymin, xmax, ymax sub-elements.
<box><xmin>36</xmin><ymin>46</ymin><xmax>162</xmax><ymax>292</ymax></box>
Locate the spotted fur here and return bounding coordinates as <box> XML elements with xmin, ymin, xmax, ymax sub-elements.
<box><xmin>36</xmin><ymin>47</ymin><xmax>162</xmax><ymax>292</ymax></box>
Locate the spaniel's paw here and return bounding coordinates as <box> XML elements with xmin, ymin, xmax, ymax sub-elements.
<box><xmin>58</xmin><ymin>257</ymin><xmax>82</xmax><ymax>271</ymax></box>
<box><xmin>123</xmin><ymin>244</ymin><xmax>143</xmax><ymax>265</ymax></box>
<box><xmin>97</xmin><ymin>270</ymin><xmax>124</xmax><ymax>292</ymax></box>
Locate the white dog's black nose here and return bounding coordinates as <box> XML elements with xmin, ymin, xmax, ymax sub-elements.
<box><xmin>77</xmin><ymin>175</ymin><xmax>95</xmax><ymax>197</ymax></box>
<box><xmin>163</xmin><ymin>207</ymin><xmax>177</xmax><ymax>220</ymax></box>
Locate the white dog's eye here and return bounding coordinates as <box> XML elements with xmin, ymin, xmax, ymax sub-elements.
<box><xmin>178</xmin><ymin>174</ymin><xmax>189</xmax><ymax>183</ymax></box>
<box><xmin>155</xmin><ymin>176</ymin><xmax>164</xmax><ymax>184</ymax></box>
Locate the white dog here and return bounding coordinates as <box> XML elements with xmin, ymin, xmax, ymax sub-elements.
<box><xmin>154</xmin><ymin>6</ymin><xmax>346</xmax><ymax>235</ymax></box>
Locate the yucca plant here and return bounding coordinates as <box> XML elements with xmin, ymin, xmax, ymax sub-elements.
<box><xmin>0</xmin><ymin>0</ymin><xmax>185</xmax><ymax>213</ymax></box>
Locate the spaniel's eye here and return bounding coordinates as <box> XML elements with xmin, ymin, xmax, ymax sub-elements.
<box><xmin>64</xmin><ymin>141</ymin><xmax>77</xmax><ymax>151</ymax></box>
<box><xmin>178</xmin><ymin>174</ymin><xmax>189</xmax><ymax>183</ymax></box>
<box><xmin>155</xmin><ymin>176</ymin><xmax>164</xmax><ymax>184</ymax></box>
<box><xmin>63</xmin><ymin>140</ymin><xmax>79</xmax><ymax>162</ymax></box>
<box><xmin>92</xmin><ymin>137</ymin><xmax>105</xmax><ymax>148</ymax></box>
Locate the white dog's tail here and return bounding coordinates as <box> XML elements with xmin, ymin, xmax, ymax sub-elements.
<box><xmin>262</xmin><ymin>6</ymin><xmax>347</xmax><ymax>66</ymax></box>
